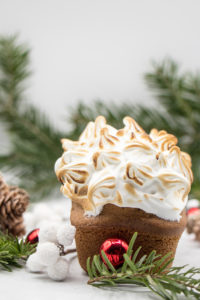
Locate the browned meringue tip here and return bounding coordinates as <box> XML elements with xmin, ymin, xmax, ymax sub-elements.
<box><xmin>55</xmin><ymin>115</ymin><xmax>193</xmax><ymax>221</ymax></box>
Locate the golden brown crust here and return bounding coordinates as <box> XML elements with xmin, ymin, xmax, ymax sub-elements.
<box><xmin>71</xmin><ymin>203</ymin><xmax>187</xmax><ymax>236</ymax></box>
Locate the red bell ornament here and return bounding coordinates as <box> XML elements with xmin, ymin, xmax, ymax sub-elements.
<box><xmin>100</xmin><ymin>238</ymin><xmax>129</xmax><ymax>268</ymax></box>
<box><xmin>26</xmin><ymin>228</ymin><xmax>40</xmax><ymax>244</ymax></box>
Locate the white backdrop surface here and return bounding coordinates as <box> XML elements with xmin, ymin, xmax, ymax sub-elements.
<box><xmin>0</xmin><ymin>0</ymin><xmax>200</xmax><ymax>128</ymax></box>
<box><xmin>0</xmin><ymin>199</ymin><xmax>199</xmax><ymax>300</ymax></box>
<box><xmin>0</xmin><ymin>231</ymin><xmax>199</xmax><ymax>300</ymax></box>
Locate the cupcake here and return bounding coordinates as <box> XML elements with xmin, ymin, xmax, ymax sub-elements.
<box><xmin>55</xmin><ymin>116</ymin><xmax>193</xmax><ymax>271</ymax></box>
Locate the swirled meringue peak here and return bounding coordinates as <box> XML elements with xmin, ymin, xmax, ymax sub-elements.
<box><xmin>55</xmin><ymin>116</ymin><xmax>193</xmax><ymax>221</ymax></box>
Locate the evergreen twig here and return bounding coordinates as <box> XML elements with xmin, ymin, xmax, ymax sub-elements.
<box><xmin>0</xmin><ymin>231</ymin><xmax>36</xmax><ymax>271</ymax></box>
<box><xmin>0</xmin><ymin>35</ymin><xmax>64</xmax><ymax>200</ymax></box>
<box><xmin>87</xmin><ymin>233</ymin><xmax>200</xmax><ymax>300</ymax></box>
<box><xmin>144</xmin><ymin>59</ymin><xmax>200</xmax><ymax>198</ymax></box>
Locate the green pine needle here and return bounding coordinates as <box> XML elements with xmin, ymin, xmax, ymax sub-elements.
<box><xmin>0</xmin><ymin>35</ymin><xmax>64</xmax><ymax>200</ymax></box>
<box><xmin>0</xmin><ymin>231</ymin><xmax>36</xmax><ymax>271</ymax></box>
<box><xmin>87</xmin><ymin>233</ymin><xmax>200</xmax><ymax>300</ymax></box>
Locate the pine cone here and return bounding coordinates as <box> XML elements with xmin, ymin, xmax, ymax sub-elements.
<box><xmin>0</xmin><ymin>175</ymin><xmax>29</xmax><ymax>236</ymax></box>
<box><xmin>187</xmin><ymin>211</ymin><xmax>200</xmax><ymax>241</ymax></box>
<box><xmin>193</xmin><ymin>219</ymin><xmax>200</xmax><ymax>241</ymax></box>
<box><xmin>8</xmin><ymin>216</ymin><xmax>26</xmax><ymax>236</ymax></box>
<box><xmin>0</xmin><ymin>175</ymin><xmax>9</xmax><ymax>196</ymax></box>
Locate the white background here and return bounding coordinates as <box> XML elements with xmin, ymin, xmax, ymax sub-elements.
<box><xmin>0</xmin><ymin>0</ymin><xmax>200</xmax><ymax>129</ymax></box>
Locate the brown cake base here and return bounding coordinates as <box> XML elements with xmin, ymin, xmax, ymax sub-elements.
<box><xmin>70</xmin><ymin>203</ymin><xmax>187</xmax><ymax>272</ymax></box>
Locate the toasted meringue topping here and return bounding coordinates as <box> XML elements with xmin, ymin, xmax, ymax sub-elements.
<box><xmin>55</xmin><ymin>116</ymin><xmax>193</xmax><ymax>221</ymax></box>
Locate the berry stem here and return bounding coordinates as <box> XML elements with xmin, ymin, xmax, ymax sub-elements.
<box><xmin>60</xmin><ymin>247</ymin><xmax>76</xmax><ymax>256</ymax></box>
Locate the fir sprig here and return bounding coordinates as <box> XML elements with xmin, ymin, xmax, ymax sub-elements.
<box><xmin>69</xmin><ymin>100</ymin><xmax>176</xmax><ymax>138</ymax></box>
<box><xmin>145</xmin><ymin>59</ymin><xmax>200</xmax><ymax>198</ymax></box>
<box><xmin>0</xmin><ymin>35</ymin><xmax>64</xmax><ymax>200</ymax></box>
<box><xmin>87</xmin><ymin>233</ymin><xmax>200</xmax><ymax>300</ymax></box>
<box><xmin>0</xmin><ymin>231</ymin><xmax>36</xmax><ymax>271</ymax></box>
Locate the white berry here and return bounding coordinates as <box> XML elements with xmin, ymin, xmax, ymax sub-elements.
<box><xmin>47</xmin><ymin>258</ymin><xmax>69</xmax><ymax>281</ymax></box>
<box><xmin>36</xmin><ymin>242</ymin><xmax>60</xmax><ymax>266</ymax></box>
<box><xmin>26</xmin><ymin>253</ymin><xmax>44</xmax><ymax>273</ymax></box>
<box><xmin>56</xmin><ymin>224</ymin><xmax>75</xmax><ymax>246</ymax></box>
<box><xmin>39</xmin><ymin>222</ymin><xmax>58</xmax><ymax>243</ymax></box>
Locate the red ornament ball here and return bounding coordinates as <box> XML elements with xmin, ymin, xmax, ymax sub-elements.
<box><xmin>26</xmin><ymin>228</ymin><xmax>40</xmax><ymax>244</ymax></box>
<box><xmin>100</xmin><ymin>238</ymin><xmax>129</xmax><ymax>268</ymax></box>
<box><xmin>187</xmin><ymin>207</ymin><xmax>200</xmax><ymax>215</ymax></box>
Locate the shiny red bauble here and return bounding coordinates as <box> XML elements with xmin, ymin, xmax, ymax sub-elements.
<box><xmin>100</xmin><ymin>238</ymin><xmax>129</xmax><ymax>268</ymax></box>
<box><xmin>187</xmin><ymin>207</ymin><xmax>200</xmax><ymax>215</ymax></box>
<box><xmin>26</xmin><ymin>228</ymin><xmax>40</xmax><ymax>244</ymax></box>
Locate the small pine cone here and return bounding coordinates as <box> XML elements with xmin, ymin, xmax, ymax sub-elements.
<box><xmin>187</xmin><ymin>211</ymin><xmax>200</xmax><ymax>241</ymax></box>
<box><xmin>6</xmin><ymin>186</ymin><xmax>29</xmax><ymax>218</ymax></box>
<box><xmin>9</xmin><ymin>217</ymin><xmax>26</xmax><ymax>236</ymax></box>
<box><xmin>187</xmin><ymin>215</ymin><xmax>196</xmax><ymax>234</ymax></box>
<box><xmin>196</xmin><ymin>231</ymin><xmax>200</xmax><ymax>241</ymax></box>
<box><xmin>0</xmin><ymin>183</ymin><xmax>29</xmax><ymax>236</ymax></box>
<box><xmin>0</xmin><ymin>175</ymin><xmax>9</xmax><ymax>198</ymax></box>
<box><xmin>0</xmin><ymin>186</ymin><xmax>29</xmax><ymax>222</ymax></box>
<box><xmin>0</xmin><ymin>216</ymin><xmax>26</xmax><ymax>236</ymax></box>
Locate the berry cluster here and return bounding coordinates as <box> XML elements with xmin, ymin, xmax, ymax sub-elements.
<box><xmin>26</xmin><ymin>222</ymin><xmax>75</xmax><ymax>281</ymax></box>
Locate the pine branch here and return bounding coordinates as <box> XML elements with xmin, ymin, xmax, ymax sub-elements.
<box><xmin>0</xmin><ymin>35</ymin><xmax>64</xmax><ymax>200</ymax></box>
<box><xmin>144</xmin><ymin>58</ymin><xmax>200</xmax><ymax>142</ymax></box>
<box><xmin>0</xmin><ymin>35</ymin><xmax>30</xmax><ymax>108</ymax></box>
<box><xmin>145</xmin><ymin>59</ymin><xmax>200</xmax><ymax>198</ymax></box>
<box><xmin>145</xmin><ymin>59</ymin><xmax>200</xmax><ymax>122</ymax></box>
<box><xmin>87</xmin><ymin>233</ymin><xmax>200</xmax><ymax>300</ymax></box>
<box><xmin>69</xmin><ymin>100</ymin><xmax>178</xmax><ymax>137</ymax></box>
<box><xmin>0</xmin><ymin>231</ymin><xmax>36</xmax><ymax>271</ymax></box>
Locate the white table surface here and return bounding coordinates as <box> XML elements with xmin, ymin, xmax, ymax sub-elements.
<box><xmin>1</xmin><ymin>198</ymin><xmax>200</xmax><ymax>300</ymax></box>
<box><xmin>0</xmin><ymin>230</ymin><xmax>199</xmax><ymax>300</ymax></box>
